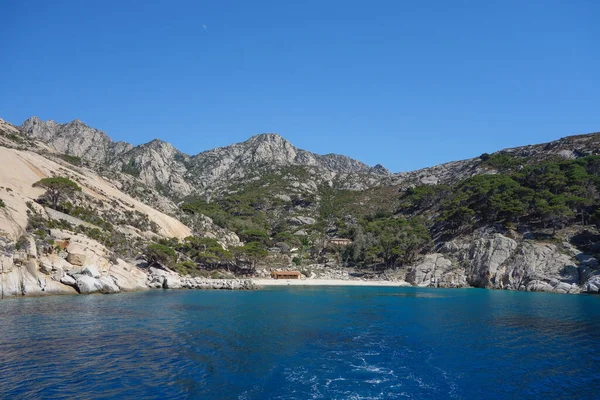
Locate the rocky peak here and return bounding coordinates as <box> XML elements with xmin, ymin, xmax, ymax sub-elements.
<box><xmin>142</xmin><ymin>139</ymin><xmax>179</xmax><ymax>155</ymax></box>
<box><xmin>20</xmin><ymin>117</ymin><xmax>125</xmax><ymax>163</ymax></box>
<box><xmin>373</xmin><ymin>164</ymin><xmax>391</xmax><ymax>175</ymax></box>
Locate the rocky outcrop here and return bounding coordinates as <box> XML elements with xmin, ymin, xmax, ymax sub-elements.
<box><xmin>420</xmin><ymin>231</ymin><xmax>589</xmax><ymax>294</ymax></box>
<box><xmin>21</xmin><ymin>117</ymin><xmax>132</xmax><ymax>163</ymax></box>
<box><xmin>464</xmin><ymin>234</ymin><xmax>519</xmax><ymax>288</ymax></box>
<box><xmin>406</xmin><ymin>254</ymin><xmax>467</xmax><ymax>288</ymax></box>
<box><xmin>74</xmin><ymin>275</ymin><xmax>103</xmax><ymax>294</ymax></box>
<box><xmin>109</xmin><ymin>259</ymin><xmax>148</xmax><ymax>292</ymax></box>
<box><xmin>288</xmin><ymin>216</ymin><xmax>316</xmax><ymax>226</ymax></box>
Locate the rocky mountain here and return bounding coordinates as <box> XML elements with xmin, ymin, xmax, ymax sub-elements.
<box><xmin>4</xmin><ymin>115</ymin><xmax>600</xmax><ymax>298</ymax></box>
<box><xmin>21</xmin><ymin>116</ymin><xmax>133</xmax><ymax>164</ymax></box>
<box><xmin>21</xmin><ymin>117</ymin><xmax>390</xmax><ymax>199</ymax></box>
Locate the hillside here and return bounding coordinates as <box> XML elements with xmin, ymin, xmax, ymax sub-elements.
<box><xmin>3</xmin><ymin>116</ymin><xmax>600</xmax><ymax>296</ymax></box>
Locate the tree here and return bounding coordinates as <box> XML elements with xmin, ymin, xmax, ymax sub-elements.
<box><xmin>33</xmin><ymin>177</ymin><xmax>81</xmax><ymax>209</ymax></box>
<box><xmin>232</xmin><ymin>241</ymin><xmax>268</xmax><ymax>271</ymax></box>
<box><xmin>402</xmin><ymin>184</ymin><xmax>450</xmax><ymax>211</ymax></box>
<box><xmin>145</xmin><ymin>243</ymin><xmax>177</xmax><ymax>268</ymax></box>
<box><xmin>361</xmin><ymin>216</ymin><xmax>431</xmax><ymax>268</ymax></box>
<box><xmin>239</xmin><ymin>229</ymin><xmax>270</xmax><ymax>245</ymax></box>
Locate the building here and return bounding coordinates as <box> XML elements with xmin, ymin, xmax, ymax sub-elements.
<box><xmin>271</xmin><ymin>271</ymin><xmax>301</xmax><ymax>279</ymax></box>
<box><xmin>328</xmin><ymin>238</ymin><xmax>352</xmax><ymax>246</ymax></box>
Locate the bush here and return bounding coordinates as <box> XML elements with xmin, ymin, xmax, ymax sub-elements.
<box><xmin>0</xmin><ymin>199</ymin><xmax>5</xmax><ymax>208</ymax></box>
<box><xmin>175</xmin><ymin>260</ymin><xmax>198</xmax><ymax>276</ymax></box>
<box><xmin>59</xmin><ymin>154</ymin><xmax>82</xmax><ymax>165</ymax></box>
<box><xmin>145</xmin><ymin>243</ymin><xmax>177</xmax><ymax>267</ymax></box>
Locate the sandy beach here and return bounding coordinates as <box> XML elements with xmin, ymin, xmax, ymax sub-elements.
<box><xmin>252</xmin><ymin>278</ymin><xmax>412</xmax><ymax>287</ymax></box>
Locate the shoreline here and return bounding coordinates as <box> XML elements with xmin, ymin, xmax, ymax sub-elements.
<box><xmin>252</xmin><ymin>278</ymin><xmax>412</xmax><ymax>287</ymax></box>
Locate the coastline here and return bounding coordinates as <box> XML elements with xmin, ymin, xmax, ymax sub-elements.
<box><xmin>252</xmin><ymin>278</ymin><xmax>412</xmax><ymax>287</ymax></box>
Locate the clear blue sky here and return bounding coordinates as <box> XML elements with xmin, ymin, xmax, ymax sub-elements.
<box><xmin>1</xmin><ymin>0</ymin><xmax>598</xmax><ymax>172</ymax></box>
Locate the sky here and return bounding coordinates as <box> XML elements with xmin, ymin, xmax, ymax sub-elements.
<box><xmin>1</xmin><ymin>0</ymin><xmax>598</xmax><ymax>172</ymax></box>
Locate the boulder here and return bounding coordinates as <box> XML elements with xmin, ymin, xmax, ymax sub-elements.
<box><xmin>584</xmin><ymin>275</ymin><xmax>600</xmax><ymax>293</ymax></box>
<box><xmin>288</xmin><ymin>216</ymin><xmax>316</xmax><ymax>226</ymax></box>
<box><xmin>163</xmin><ymin>275</ymin><xmax>182</xmax><ymax>289</ymax></box>
<box><xmin>80</xmin><ymin>265</ymin><xmax>100</xmax><ymax>278</ymax></box>
<box><xmin>75</xmin><ymin>275</ymin><xmax>103</xmax><ymax>294</ymax></box>
<box><xmin>66</xmin><ymin>243</ymin><xmax>87</xmax><ymax>266</ymax></box>
<box><xmin>109</xmin><ymin>259</ymin><xmax>148</xmax><ymax>291</ymax></box>
<box><xmin>41</xmin><ymin>279</ymin><xmax>78</xmax><ymax>295</ymax></box>
<box><xmin>98</xmin><ymin>276</ymin><xmax>120</xmax><ymax>294</ymax></box>
<box><xmin>60</xmin><ymin>275</ymin><xmax>77</xmax><ymax>287</ymax></box>
<box><xmin>40</xmin><ymin>258</ymin><xmax>54</xmax><ymax>275</ymax></box>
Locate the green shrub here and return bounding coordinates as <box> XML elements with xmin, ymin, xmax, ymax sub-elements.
<box><xmin>59</xmin><ymin>154</ymin><xmax>82</xmax><ymax>165</ymax></box>
<box><xmin>122</xmin><ymin>158</ymin><xmax>141</xmax><ymax>177</ymax></box>
<box><xmin>145</xmin><ymin>243</ymin><xmax>177</xmax><ymax>267</ymax></box>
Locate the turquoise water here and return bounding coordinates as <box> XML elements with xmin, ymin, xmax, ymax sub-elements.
<box><xmin>1</xmin><ymin>287</ymin><xmax>599</xmax><ymax>399</ymax></box>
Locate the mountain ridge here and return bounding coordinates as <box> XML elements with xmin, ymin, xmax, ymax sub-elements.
<box><xmin>20</xmin><ymin>117</ymin><xmax>392</xmax><ymax>198</ymax></box>
<box><xmin>21</xmin><ymin>116</ymin><xmax>383</xmax><ymax>170</ymax></box>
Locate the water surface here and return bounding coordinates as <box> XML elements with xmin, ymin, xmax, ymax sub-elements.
<box><xmin>1</xmin><ymin>287</ymin><xmax>599</xmax><ymax>399</ymax></box>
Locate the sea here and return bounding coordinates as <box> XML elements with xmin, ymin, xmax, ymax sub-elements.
<box><xmin>1</xmin><ymin>286</ymin><xmax>599</xmax><ymax>399</ymax></box>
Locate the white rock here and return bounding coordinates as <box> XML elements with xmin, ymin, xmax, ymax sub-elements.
<box><xmin>80</xmin><ymin>265</ymin><xmax>100</xmax><ymax>278</ymax></box>
<box><xmin>98</xmin><ymin>276</ymin><xmax>120</xmax><ymax>294</ymax></box>
<box><xmin>60</xmin><ymin>275</ymin><xmax>77</xmax><ymax>286</ymax></box>
<box><xmin>76</xmin><ymin>275</ymin><xmax>103</xmax><ymax>294</ymax></box>
<box><xmin>163</xmin><ymin>275</ymin><xmax>182</xmax><ymax>289</ymax></box>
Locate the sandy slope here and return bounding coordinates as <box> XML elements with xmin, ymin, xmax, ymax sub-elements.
<box><xmin>0</xmin><ymin>146</ymin><xmax>191</xmax><ymax>241</ymax></box>
<box><xmin>252</xmin><ymin>278</ymin><xmax>412</xmax><ymax>287</ymax></box>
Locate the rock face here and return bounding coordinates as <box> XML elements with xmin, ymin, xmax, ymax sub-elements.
<box><xmin>405</xmin><ymin>230</ymin><xmax>593</xmax><ymax>294</ymax></box>
<box><xmin>20</xmin><ymin>117</ymin><xmax>132</xmax><ymax>163</ymax></box>
<box><xmin>163</xmin><ymin>275</ymin><xmax>182</xmax><ymax>289</ymax></box>
<box><xmin>406</xmin><ymin>254</ymin><xmax>467</xmax><ymax>288</ymax></box>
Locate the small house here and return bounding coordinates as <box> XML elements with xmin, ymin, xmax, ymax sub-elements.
<box><xmin>271</xmin><ymin>270</ymin><xmax>301</xmax><ymax>279</ymax></box>
<box><xmin>328</xmin><ymin>238</ymin><xmax>352</xmax><ymax>246</ymax></box>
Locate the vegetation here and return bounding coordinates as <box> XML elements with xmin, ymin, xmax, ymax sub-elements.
<box><xmin>479</xmin><ymin>152</ymin><xmax>528</xmax><ymax>171</ymax></box>
<box><xmin>145</xmin><ymin>243</ymin><xmax>177</xmax><ymax>267</ymax></box>
<box><xmin>33</xmin><ymin>177</ymin><xmax>81</xmax><ymax>209</ymax></box>
<box><xmin>0</xmin><ymin>199</ymin><xmax>5</xmax><ymax>208</ymax></box>
<box><xmin>122</xmin><ymin>158</ymin><xmax>141</xmax><ymax>177</ymax></box>
<box><xmin>25</xmin><ymin>205</ymin><xmax>145</xmax><ymax>259</ymax></box>
<box><xmin>343</xmin><ymin>215</ymin><xmax>432</xmax><ymax>269</ymax></box>
<box><xmin>22</xmin><ymin>145</ymin><xmax>600</xmax><ymax>278</ymax></box>
<box><xmin>402</xmin><ymin>155</ymin><xmax>600</xmax><ymax>236</ymax></box>
<box><xmin>58</xmin><ymin>154</ymin><xmax>82</xmax><ymax>166</ymax></box>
